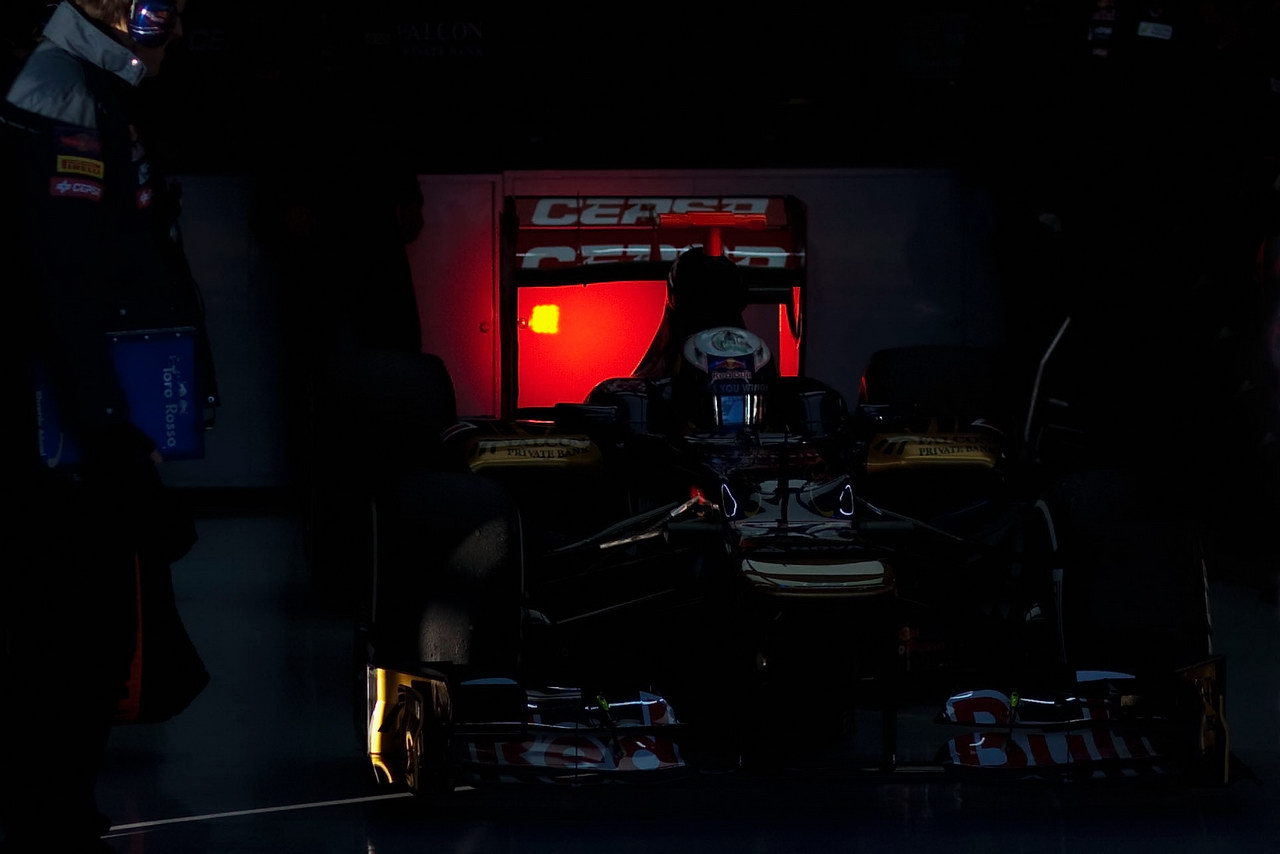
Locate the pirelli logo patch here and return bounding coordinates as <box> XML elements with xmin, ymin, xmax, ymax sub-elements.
<box><xmin>50</xmin><ymin>177</ymin><xmax>104</xmax><ymax>202</ymax></box>
<box><xmin>56</xmin><ymin>155</ymin><xmax>105</xmax><ymax>179</ymax></box>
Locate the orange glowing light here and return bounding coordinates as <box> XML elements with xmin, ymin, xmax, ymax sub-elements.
<box><xmin>518</xmin><ymin>281</ymin><xmax>667</xmax><ymax>409</ymax></box>
<box><xmin>529</xmin><ymin>304</ymin><xmax>560</xmax><ymax>334</ymax></box>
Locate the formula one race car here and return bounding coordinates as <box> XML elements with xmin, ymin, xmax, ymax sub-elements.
<box><xmin>353</xmin><ymin>198</ymin><xmax>1231</xmax><ymax>796</ymax></box>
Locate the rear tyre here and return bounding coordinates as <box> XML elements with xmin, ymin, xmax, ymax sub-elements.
<box><xmin>370</xmin><ymin>471</ymin><xmax>523</xmax><ymax>678</ymax></box>
<box><xmin>859</xmin><ymin>344</ymin><xmax>1016</xmax><ymax>425</ymax></box>
<box><xmin>305</xmin><ymin>349</ymin><xmax>459</xmax><ymax>614</ymax></box>
<box><xmin>1044</xmin><ymin>467</ymin><xmax>1213</xmax><ymax>677</ymax></box>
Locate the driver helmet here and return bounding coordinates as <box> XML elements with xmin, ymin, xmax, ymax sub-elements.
<box><xmin>682</xmin><ymin>326</ymin><xmax>773</xmax><ymax>427</ymax></box>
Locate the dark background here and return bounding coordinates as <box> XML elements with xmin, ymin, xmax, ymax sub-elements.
<box><xmin>4</xmin><ymin>1</ymin><xmax>1278</xmax><ymax>177</ymax></box>
<box><xmin>4</xmin><ymin>3</ymin><xmax>1277</xmax><ymax>294</ymax></box>
<box><xmin>6</xmin><ymin>2</ymin><xmax>1278</xmax><ymax>306</ymax></box>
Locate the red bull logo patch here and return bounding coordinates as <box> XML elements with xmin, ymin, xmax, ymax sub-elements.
<box><xmin>710</xmin><ymin>356</ymin><xmax>753</xmax><ymax>381</ymax></box>
<box><xmin>55</xmin><ymin>129</ymin><xmax>102</xmax><ymax>155</ymax></box>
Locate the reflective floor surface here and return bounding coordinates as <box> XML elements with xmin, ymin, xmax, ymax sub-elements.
<box><xmin>96</xmin><ymin>509</ymin><xmax>1279</xmax><ymax>853</ymax></box>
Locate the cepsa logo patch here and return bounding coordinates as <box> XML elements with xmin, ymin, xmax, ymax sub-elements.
<box><xmin>56</xmin><ymin>156</ymin><xmax>105</xmax><ymax>179</ymax></box>
<box><xmin>50</xmin><ymin>177</ymin><xmax>104</xmax><ymax>202</ymax></box>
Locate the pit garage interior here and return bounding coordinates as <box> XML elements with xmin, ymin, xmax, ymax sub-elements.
<box><xmin>5</xmin><ymin>2</ymin><xmax>1280</xmax><ymax>853</ymax></box>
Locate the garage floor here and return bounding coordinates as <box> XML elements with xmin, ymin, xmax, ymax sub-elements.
<box><xmin>96</xmin><ymin>502</ymin><xmax>1279</xmax><ymax>854</ymax></box>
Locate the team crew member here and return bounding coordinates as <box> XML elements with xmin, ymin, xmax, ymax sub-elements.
<box><xmin>1</xmin><ymin>3</ymin><xmax>212</xmax><ymax>851</ymax></box>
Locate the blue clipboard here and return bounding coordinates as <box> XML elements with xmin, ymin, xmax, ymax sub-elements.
<box><xmin>35</xmin><ymin>327</ymin><xmax>206</xmax><ymax>468</ymax></box>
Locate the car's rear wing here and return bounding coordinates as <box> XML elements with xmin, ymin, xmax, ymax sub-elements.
<box><xmin>501</xmin><ymin>195</ymin><xmax>807</xmax><ymax>303</ymax></box>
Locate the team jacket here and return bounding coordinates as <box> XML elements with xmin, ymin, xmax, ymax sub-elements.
<box><xmin>3</xmin><ymin>2</ymin><xmax>218</xmax><ymax>468</ymax></box>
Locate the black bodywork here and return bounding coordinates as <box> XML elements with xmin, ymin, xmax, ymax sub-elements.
<box><xmin>360</xmin><ymin>200</ymin><xmax>1231</xmax><ymax>793</ymax></box>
